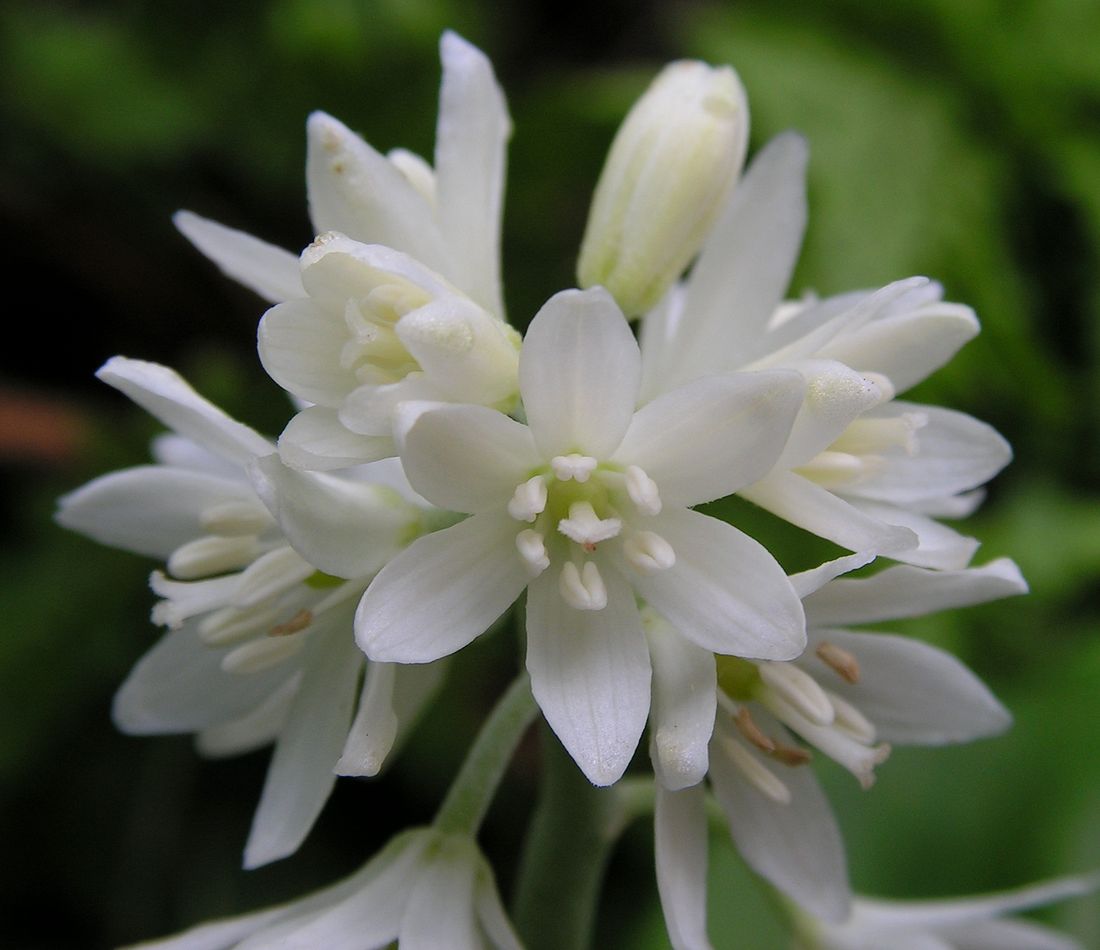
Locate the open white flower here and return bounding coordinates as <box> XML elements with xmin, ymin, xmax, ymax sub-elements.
<box><xmin>56</xmin><ymin>357</ymin><xmax>443</xmax><ymax>868</ymax></box>
<box><xmin>653</xmin><ymin>555</ymin><xmax>1026</xmax><ymax>939</ymax></box>
<box><xmin>354</xmin><ymin>286</ymin><xmax>808</xmax><ymax>785</ymax></box>
<box><xmin>795</xmin><ymin>876</ymin><xmax>1098</xmax><ymax>950</ymax></box>
<box><xmin>636</xmin><ymin>133</ymin><xmax>1009</xmax><ymax>566</ymax></box>
<box><xmin>123</xmin><ymin>828</ymin><xmax>521</xmax><ymax>950</ymax></box>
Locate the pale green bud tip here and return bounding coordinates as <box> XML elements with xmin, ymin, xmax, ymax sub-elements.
<box><xmin>577</xmin><ymin>60</ymin><xmax>749</xmax><ymax>317</ymax></box>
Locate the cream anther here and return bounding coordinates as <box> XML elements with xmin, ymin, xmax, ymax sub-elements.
<box><xmin>221</xmin><ymin>633</ymin><xmax>306</xmax><ymax>676</ymax></box>
<box><xmin>515</xmin><ymin>529</ymin><xmax>550</xmax><ymax>577</ymax></box>
<box><xmin>559</xmin><ymin>560</ymin><xmax>608</xmax><ymax>610</ymax></box>
<box><xmin>721</xmin><ymin>735</ymin><xmax>791</xmax><ymax>805</ymax></box>
<box><xmin>833</xmin><ymin>413</ymin><xmax>928</xmax><ymax>458</ymax></box>
<box><xmin>826</xmin><ymin>690</ymin><xmax>877</xmax><ymax>744</ymax></box>
<box><xmin>167</xmin><ymin>535</ymin><xmax>259</xmax><ymax>580</ymax></box>
<box><xmin>624</xmin><ymin>465</ymin><xmax>662</xmax><ymax>515</ymax></box>
<box><xmin>759</xmin><ymin>662</ymin><xmax>835</xmax><ymax>727</ymax></box>
<box><xmin>550</xmin><ymin>454</ymin><xmax>598</xmax><ymax>483</ymax></box>
<box><xmin>199</xmin><ymin>604</ymin><xmax>279</xmax><ymax>647</ymax></box>
<box><xmin>199</xmin><ymin>501</ymin><xmax>273</xmax><ymax>537</ymax></box>
<box><xmin>623</xmin><ymin>530</ymin><xmax>676</xmax><ymax>574</ymax></box>
<box><xmin>557</xmin><ymin>501</ymin><xmax>622</xmax><ymax>547</ymax></box>
<box><xmin>508</xmin><ymin>476</ymin><xmax>548</xmax><ymax>522</ymax></box>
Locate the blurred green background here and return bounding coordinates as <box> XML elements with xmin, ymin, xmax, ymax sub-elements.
<box><xmin>2</xmin><ymin>0</ymin><xmax>1098</xmax><ymax>946</ymax></box>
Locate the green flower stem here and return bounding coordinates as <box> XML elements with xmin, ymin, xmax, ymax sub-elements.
<box><xmin>513</xmin><ymin>726</ymin><xmax>634</xmax><ymax>950</ymax></box>
<box><xmin>433</xmin><ymin>671</ymin><xmax>538</xmax><ymax>837</ymax></box>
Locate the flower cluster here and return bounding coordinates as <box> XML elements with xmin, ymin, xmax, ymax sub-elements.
<box><xmin>59</xmin><ymin>31</ymin><xmax>1093</xmax><ymax>950</ymax></box>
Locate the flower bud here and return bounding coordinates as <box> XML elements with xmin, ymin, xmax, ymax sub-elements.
<box><xmin>577</xmin><ymin>60</ymin><xmax>749</xmax><ymax>317</ymax></box>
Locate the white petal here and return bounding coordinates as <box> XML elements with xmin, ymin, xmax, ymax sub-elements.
<box><xmin>151</xmin><ymin>433</ymin><xmax>240</xmax><ymax>478</ymax></box>
<box><xmin>846</xmin><ymin>500</ymin><xmax>978</xmax><ymax>570</ymax></box>
<box><xmin>638</xmin><ymin>282</ymin><xmax>687</xmax><ymax>405</ymax></box>
<box><xmin>654</xmin><ymin>784</ymin><xmax>714</xmax><ymax>950</ymax></box>
<box><xmin>803</xmin><ymin>558</ymin><xmax>1027</xmax><ymax>627</ymax></box>
<box><xmin>804</xmin><ymin>628</ymin><xmax>1010</xmax><ymax>744</ymax></box>
<box><xmin>173</xmin><ymin>210</ymin><xmax>303</xmax><ymax>303</ymax></box>
<box><xmin>250</xmin><ymin>453</ymin><xmax>415</xmax><ymax>579</ymax></box>
<box><xmin>244</xmin><ymin>610</ymin><xmax>362</xmax><ymax>868</ymax></box>
<box><xmin>97</xmin><ymin>357</ymin><xmax>272</xmax><ymax>466</ymax></box>
<box><xmin>941</xmin><ymin>918</ymin><xmax>1082</xmax><ymax>950</ymax></box>
<box><xmin>400</xmin><ymin>836</ymin><xmax>482</xmax><ymax>950</ymax></box>
<box><xmin>196</xmin><ymin>675</ymin><xmax>298</xmax><ymax>758</ymax></box>
<box><xmin>520</xmin><ymin>287</ymin><xmax>641</xmax><ymax>459</ymax></box>
<box><xmin>788</xmin><ymin>551</ymin><xmax>877</xmax><ymax>599</ymax></box>
<box><xmin>400</xmin><ymin>403</ymin><xmax>539</xmax><ymax>513</ymax></box>
<box><xmin>305</xmin><ymin>111</ymin><xmax>452</xmax><ymax>275</ymax></box>
<box><xmin>655</xmin><ymin>133</ymin><xmax>808</xmax><ymax>392</ymax></box>
<box><xmin>645</xmin><ymin>611</ymin><xmax>716</xmax><ymax>790</ymax></box>
<box><xmin>57</xmin><ymin>466</ymin><xmax>251</xmax><ymax>559</ymax></box>
<box><xmin>710</xmin><ymin>715</ymin><xmax>850</xmax><ymax>922</ymax></box>
<box><xmin>525</xmin><ymin>565</ymin><xmax>651</xmax><ymax>785</ymax></box>
<box><xmin>356</xmin><ymin>510</ymin><xmax>529</xmax><ymax>663</ymax></box>
<box><xmin>112</xmin><ymin>620</ymin><xmax>299</xmax><ymax>734</ymax></box>
<box><xmin>279</xmin><ymin>406</ymin><xmax>395</xmax><ymax>471</ymax></box>
<box><xmin>817</xmin><ymin>302</ymin><xmax>979</xmax><ymax>393</ymax></box>
<box><xmin>434</xmin><ymin>31</ymin><xmax>510</xmax><ymax>317</ymax></box>
<box><xmin>258</xmin><ymin>298</ymin><xmax>354</xmax><ymax>408</ymax></box>
<box><xmin>740</xmin><ymin>471</ymin><xmax>917</xmax><ymax>556</ymax></box>
<box><xmin>614</xmin><ymin>369</ymin><xmax>804</xmax><ymax>505</ymax></box>
<box><xmin>474</xmin><ymin>861</ymin><xmax>524</xmax><ymax>950</ymax></box>
<box><xmin>843</xmin><ymin>404</ymin><xmax>1011</xmax><ymax>504</ymax></box>
<box><xmin>632</xmin><ymin>508</ymin><xmax>805</xmax><ymax>661</ymax></box>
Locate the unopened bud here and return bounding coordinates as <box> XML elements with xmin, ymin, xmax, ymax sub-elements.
<box><xmin>577</xmin><ymin>60</ymin><xmax>749</xmax><ymax>317</ymax></box>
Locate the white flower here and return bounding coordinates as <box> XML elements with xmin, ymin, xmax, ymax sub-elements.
<box><xmin>578</xmin><ymin>59</ymin><xmax>749</xmax><ymax>317</ymax></box>
<box><xmin>795</xmin><ymin>876</ymin><xmax>1098</xmax><ymax>950</ymax></box>
<box><xmin>122</xmin><ymin>828</ymin><xmax>521</xmax><ymax>950</ymax></box>
<box><xmin>56</xmin><ymin>357</ymin><xmax>442</xmax><ymax>868</ymax></box>
<box><xmin>353</xmin><ymin>286</ymin><xmax>808</xmax><ymax>785</ymax></box>
<box><xmin>652</xmin><ymin>555</ymin><xmax>1027</xmax><ymax>940</ymax></box>
<box><xmin>636</xmin><ymin>134</ymin><xmax>1010</xmax><ymax>566</ymax></box>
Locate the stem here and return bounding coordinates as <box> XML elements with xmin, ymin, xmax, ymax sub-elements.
<box><xmin>512</xmin><ymin>726</ymin><xmax>628</xmax><ymax>950</ymax></box>
<box><xmin>433</xmin><ymin>672</ymin><xmax>538</xmax><ymax>836</ymax></box>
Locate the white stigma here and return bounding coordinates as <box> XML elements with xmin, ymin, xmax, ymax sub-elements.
<box><xmin>624</xmin><ymin>465</ymin><xmax>662</xmax><ymax>515</ymax></box>
<box><xmin>557</xmin><ymin>501</ymin><xmax>622</xmax><ymax>547</ymax></box>
<box><xmin>826</xmin><ymin>690</ymin><xmax>877</xmax><ymax>744</ymax></box>
<box><xmin>758</xmin><ymin>662</ymin><xmax>835</xmax><ymax>727</ymax></box>
<box><xmin>551</xmin><ymin>454</ymin><xmax>598</xmax><ymax>483</ymax></box>
<box><xmin>623</xmin><ymin>530</ymin><xmax>676</xmax><ymax>574</ymax></box>
<box><xmin>559</xmin><ymin>560</ymin><xmax>608</xmax><ymax>610</ymax></box>
<box><xmin>515</xmin><ymin>529</ymin><xmax>550</xmax><ymax>577</ymax></box>
<box><xmin>508</xmin><ymin>475</ymin><xmax>548</xmax><ymax>522</ymax></box>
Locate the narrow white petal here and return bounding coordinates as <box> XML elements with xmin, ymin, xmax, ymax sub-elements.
<box><xmin>847</xmin><ymin>500</ymin><xmax>978</xmax><ymax>570</ymax></box>
<box><xmin>232</xmin><ymin>546</ymin><xmax>315</xmax><ymax>608</ymax></box>
<box><xmin>525</xmin><ymin>565</ymin><xmax>651</xmax><ymax>785</ymax></box>
<box><xmin>940</xmin><ymin>918</ymin><xmax>1082</xmax><ymax>950</ymax></box>
<box><xmin>633</xmin><ymin>508</ymin><xmax>805</xmax><ymax>661</ymax></box>
<box><xmin>244</xmin><ymin>610</ymin><xmax>362</xmax><ymax>868</ymax></box>
<box><xmin>434</xmin><ymin>31</ymin><xmax>510</xmax><ymax>316</ymax></box>
<box><xmin>638</xmin><ymin>282</ymin><xmax>687</xmax><ymax>404</ymax></box>
<box><xmin>356</xmin><ymin>511</ymin><xmax>529</xmax><ymax>663</ymax></box>
<box><xmin>305</xmin><ymin>111</ymin><xmax>452</xmax><ymax>275</ymax></box>
<box><xmin>656</xmin><ymin>133</ymin><xmax>808</xmax><ymax>392</ymax></box>
<box><xmin>655</xmin><ymin>784</ymin><xmax>714</xmax><ymax>950</ymax></box>
<box><xmin>474</xmin><ymin>862</ymin><xmax>525</xmax><ymax>950</ymax></box>
<box><xmin>196</xmin><ymin>675</ymin><xmax>298</xmax><ymax>758</ymax></box>
<box><xmin>804</xmin><ymin>628</ymin><xmax>1010</xmax><ymax>744</ymax></box>
<box><xmin>279</xmin><ymin>406</ymin><xmax>395</xmax><ymax>471</ymax></box>
<box><xmin>400</xmin><ymin>403</ymin><xmax>539</xmax><ymax>513</ymax></box>
<box><xmin>97</xmin><ymin>357</ymin><xmax>272</xmax><ymax>466</ymax></box>
<box><xmin>400</xmin><ymin>836</ymin><xmax>482</xmax><ymax>950</ymax></box>
<box><xmin>803</xmin><ymin>558</ymin><xmax>1027</xmax><ymax>627</ymax></box>
<box><xmin>57</xmin><ymin>466</ymin><xmax>251</xmax><ymax>559</ymax></box>
<box><xmin>250</xmin><ymin>454</ymin><xmax>415</xmax><ymax>579</ymax></box>
<box><xmin>740</xmin><ymin>471</ymin><xmax>917</xmax><ymax>556</ymax></box>
<box><xmin>645</xmin><ymin>611</ymin><xmax>716</xmax><ymax>790</ymax></box>
<box><xmin>710</xmin><ymin>714</ymin><xmax>850</xmax><ymax>922</ymax></box>
<box><xmin>258</xmin><ymin>299</ymin><xmax>354</xmax><ymax>408</ymax></box>
<box><xmin>520</xmin><ymin>287</ymin><xmax>641</xmax><ymax>459</ymax></box>
<box><xmin>173</xmin><ymin>210</ymin><xmax>303</xmax><ymax>303</ymax></box>
<box><xmin>788</xmin><ymin>552</ymin><xmax>877</xmax><ymax>599</ymax></box>
<box><xmin>614</xmin><ymin>370</ymin><xmax>804</xmax><ymax>505</ymax></box>
<box><xmin>151</xmin><ymin>433</ymin><xmax>240</xmax><ymax>477</ymax></box>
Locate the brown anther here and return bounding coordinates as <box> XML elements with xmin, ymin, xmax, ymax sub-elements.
<box><xmin>769</xmin><ymin>742</ymin><xmax>813</xmax><ymax>767</ymax></box>
<box><xmin>270</xmin><ymin>608</ymin><xmax>312</xmax><ymax>637</ymax></box>
<box><xmin>583</xmin><ymin>542</ymin><xmax>597</xmax><ymax>553</ymax></box>
<box><xmin>816</xmin><ymin>641</ymin><xmax>861</xmax><ymax>684</ymax></box>
<box><xmin>734</xmin><ymin>707</ymin><xmax>776</xmax><ymax>753</ymax></box>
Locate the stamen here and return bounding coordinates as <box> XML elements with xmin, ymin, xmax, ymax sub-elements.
<box><xmin>862</xmin><ymin>372</ymin><xmax>896</xmax><ymax>405</ymax></box>
<box><xmin>515</xmin><ymin>529</ymin><xmax>550</xmax><ymax>577</ymax></box>
<box><xmin>557</xmin><ymin>501</ymin><xmax>621</xmax><ymax>547</ymax></box>
<box><xmin>221</xmin><ymin>633</ymin><xmax>306</xmax><ymax>676</ymax></box>
<box><xmin>769</xmin><ymin>741</ymin><xmax>813</xmax><ymax>766</ymax></box>
<box><xmin>199</xmin><ymin>500</ymin><xmax>274</xmax><ymax>537</ymax></box>
<box><xmin>826</xmin><ymin>690</ymin><xmax>876</xmax><ymax>744</ymax></box>
<box><xmin>167</xmin><ymin>536</ymin><xmax>259</xmax><ymax>580</ymax></box>
<box><xmin>797</xmin><ymin>451</ymin><xmax>874</xmax><ymax>489</ymax></box>
<box><xmin>758</xmin><ymin>662</ymin><xmax>835</xmax><ymax>726</ymax></box>
<box><xmin>624</xmin><ymin>465</ymin><xmax>662</xmax><ymax>515</ymax></box>
<box><xmin>623</xmin><ymin>530</ymin><xmax>676</xmax><ymax>574</ymax></box>
<box><xmin>559</xmin><ymin>560</ymin><xmax>608</xmax><ymax>611</ymax></box>
<box><xmin>199</xmin><ymin>604</ymin><xmax>279</xmax><ymax>647</ymax></box>
<box><xmin>832</xmin><ymin>412</ymin><xmax>928</xmax><ymax>457</ymax></box>
<box><xmin>816</xmin><ymin>641</ymin><xmax>861</xmax><ymax>684</ymax></box>
<box><xmin>551</xmin><ymin>454</ymin><xmax>598</xmax><ymax>483</ymax></box>
<box><xmin>720</xmin><ymin>735</ymin><xmax>791</xmax><ymax>805</ymax></box>
<box><xmin>508</xmin><ymin>476</ymin><xmax>548</xmax><ymax>522</ymax></box>
<box><xmin>270</xmin><ymin>608</ymin><xmax>313</xmax><ymax>637</ymax></box>
<box><xmin>734</xmin><ymin>706</ymin><xmax>776</xmax><ymax>753</ymax></box>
